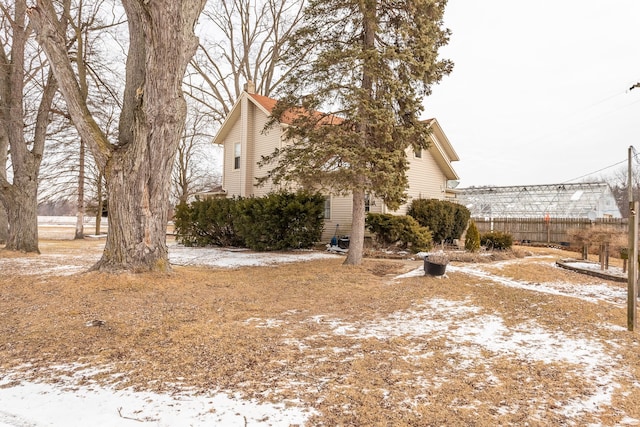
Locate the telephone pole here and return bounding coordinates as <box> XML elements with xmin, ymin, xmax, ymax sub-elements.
<box><xmin>629</xmin><ymin>146</ymin><xmax>638</xmax><ymax>331</ymax></box>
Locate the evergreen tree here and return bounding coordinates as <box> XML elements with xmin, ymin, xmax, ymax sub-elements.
<box><xmin>260</xmin><ymin>0</ymin><xmax>452</xmax><ymax>265</ymax></box>
<box><xmin>465</xmin><ymin>220</ymin><xmax>481</xmax><ymax>253</ymax></box>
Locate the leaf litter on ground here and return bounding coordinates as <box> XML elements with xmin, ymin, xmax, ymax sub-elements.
<box><xmin>1</xmin><ymin>235</ymin><xmax>639</xmax><ymax>426</ymax></box>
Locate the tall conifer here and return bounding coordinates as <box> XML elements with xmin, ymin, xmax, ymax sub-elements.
<box><xmin>261</xmin><ymin>0</ymin><xmax>453</xmax><ymax>264</ymax></box>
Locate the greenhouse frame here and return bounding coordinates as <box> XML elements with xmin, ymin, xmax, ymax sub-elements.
<box><xmin>457</xmin><ymin>182</ymin><xmax>622</xmax><ymax>219</ymax></box>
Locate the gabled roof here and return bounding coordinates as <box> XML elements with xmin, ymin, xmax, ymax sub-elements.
<box><xmin>212</xmin><ymin>92</ymin><xmax>460</xmax><ymax>181</ymax></box>
<box><xmin>212</xmin><ymin>91</ymin><xmax>341</xmax><ymax>145</ymax></box>
<box><xmin>423</xmin><ymin>118</ymin><xmax>460</xmax><ymax>180</ymax></box>
<box><xmin>249</xmin><ymin>92</ymin><xmax>343</xmax><ymax>126</ymax></box>
<box><xmin>212</xmin><ymin>91</ymin><xmax>275</xmax><ymax>145</ymax></box>
<box><xmin>248</xmin><ymin>93</ymin><xmax>278</xmax><ymax>117</ymax></box>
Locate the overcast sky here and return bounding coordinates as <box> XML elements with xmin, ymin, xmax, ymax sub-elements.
<box><xmin>423</xmin><ymin>0</ymin><xmax>640</xmax><ymax>188</ymax></box>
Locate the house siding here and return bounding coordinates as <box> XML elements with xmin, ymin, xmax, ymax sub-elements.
<box><xmin>321</xmin><ymin>147</ymin><xmax>448</xmax><ymax>241</ymax></box>
<box><xmin>399</xmin><ymin>144</ymin><xmax>448</xmax><ymax>214</ymax></box>
<box><xmin>249</xmin><ymin>108</ymin><xmax>281</xmax><ymax>198</ymax></box>
<box><xmin>222</xmin><ymin>118</ymin><xmax>243</xmax><ymax>197</ymax></box>
<box><xmin>223</xmin><ymin>97</ymin><xmax>283</xmax><ymax>198</ymax></box>
<box><xmin>323</xmin><ymin>194</ymin><xmax>356</xmax><ymax>241</ymax></box>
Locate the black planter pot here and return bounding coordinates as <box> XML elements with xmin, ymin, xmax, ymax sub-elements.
<box><xmin>424</xmin><ymin>259</ymin><xmax>447</xmax><ymax>276</ymax></box>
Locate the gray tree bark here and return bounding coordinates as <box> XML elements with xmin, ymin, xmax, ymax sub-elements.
<box><xmin>0</xmin><ymin>0</ymin><xmax>64</xmax><ymax>253</ymax></box>
<box><xmin>0</xmin><ymin>206</ymin><xmax>7</xmax><ymax>245</ymax></box>
<box><xmin>29</xmin><ymin>0</ymin><xmax>206</xmax><ymax>272</ymax></box>
<box><xmin>75</xmin><ymin>139</ymin><xmax>85</xmax><ymax>239</ymax></box>
<box><xmin>0</xmin><ymin>119</ymin><xmax>8</xmax><ymax>245</ymax></box>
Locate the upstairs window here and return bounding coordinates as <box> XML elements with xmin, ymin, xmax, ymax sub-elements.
<box><xmin>414</xmin><ymin>148</ymin><xmax>422</xmax><ymax>158</ymax></box>
<box><xmin>234</xmin><ymin>143</ymin><xmax>241</xmax><ymax>170</ymax></box>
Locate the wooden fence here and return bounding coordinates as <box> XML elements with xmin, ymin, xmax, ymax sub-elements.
<box><xmin>472</xmin><ymin>217</ymin><xmax>628</xmax><ymax>245</ymax></box>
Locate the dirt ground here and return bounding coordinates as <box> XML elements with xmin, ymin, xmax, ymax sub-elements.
<box><xmin>1</xmin><ymin>237</ymin><xmax>640</xmax><ymax>426</ymax></box>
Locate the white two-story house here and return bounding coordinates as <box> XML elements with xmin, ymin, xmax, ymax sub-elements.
<box><xmin>212</xmin><ymin>83</ymin><xmax>461</xmax><ymax>241</ymax></box>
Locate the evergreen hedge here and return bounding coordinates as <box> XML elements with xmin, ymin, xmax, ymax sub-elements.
<box><xmin>235</xmin><ymin>192</ymin><xmax>325</xmax><ymax>251</ymax></box>
<box><xmin>365</xmin><ymin>213</ymin><xmax>432</xmax><ymax>252</ymax></box>
<box><xmin>407</xmin><ymin>199</ymin><xmax>470</xmax><ymax>244</ymax></box>
<box><xmin>174</xmin><ymin>198</ymin><xmax>243</xmax><ymax>247</ymax></box>
<box><xmin>173</xmin><ymin>191</ymin><xmax>325</xmax><ymax>251</ymax></box>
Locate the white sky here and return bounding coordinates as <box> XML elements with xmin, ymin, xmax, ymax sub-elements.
<box><xmin>423</xmin><ymin>0</ymin><xmax>640</xmax><ymax>187</ymax></box>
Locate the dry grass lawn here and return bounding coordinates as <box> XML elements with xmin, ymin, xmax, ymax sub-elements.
<box><xmin>1</xmin><ymin>238</ymin><xmax>640</xmax><ymax>425</ymax></box>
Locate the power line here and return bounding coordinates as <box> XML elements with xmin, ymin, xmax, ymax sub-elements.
<box><xmin>563</xmin><ymin>159</ymin><xmax>628</xmax><ymax>183</ymax></box>
<box><xmin>563</xmin><ymin>149</ymin><xmax>640</xmax><ymax>183</ymax></box>
<box><xmin>563</xmin><ymin>85</ymin><xmax>640</xmax><ymax>184</ymax></box>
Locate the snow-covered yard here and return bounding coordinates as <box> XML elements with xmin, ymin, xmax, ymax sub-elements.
<box><xmin>1</xmin><ymin>235</ymin><xmax>639</xmax><ymax>426</ymax></box>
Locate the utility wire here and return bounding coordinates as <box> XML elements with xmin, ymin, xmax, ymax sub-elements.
<box><xmin>563</xmin><ymin>159</ymin><xmax>628</xmax><ymax>183</ymax></box>
<box><xmin>563</xmin><ymin>147</ymin><xmax>640</xmax><ymax>183</ymax></box>
<box><xmin>560</xmin><ymin>85</ymin><xmax>640</xmax><ymax>183</ymax></box>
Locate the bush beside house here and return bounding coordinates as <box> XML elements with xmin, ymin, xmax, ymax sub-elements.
<box><xmin>407</xmin><ymin>199</ymin><xmax>470</xmax><ymax>244</ymax></box>
<box><xmin>174</xmin><ymin>198</ymin><xmax>243</xmax><ymax>247</ymax></box>
<box><xmin>365</xmin><ymin>213</ymin><xmax>432</xmax><ymax>253</ymax></box>
<box><xmin>174</xmin><ymin>191</ymin><xmax>325</xmax><ymax>251</ymax></box>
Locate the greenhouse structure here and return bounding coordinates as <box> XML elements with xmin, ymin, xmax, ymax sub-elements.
<box><xmin>457</xmin><ymin>182</ymin><xmax>622</xmax><ymax>219</ymax></box>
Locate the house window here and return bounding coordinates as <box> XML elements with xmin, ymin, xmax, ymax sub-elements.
<box><xmin>365</xmin><ymin>194</ymin><xmax>371</xmax><ymax>212</ymax></box>
<box><xmin>324</xmin><ymin>197</ymin><xmax>331</xmax><ymax>219</ymax></box>
<box><xmin>234</xmin><ymin>143</ymin><xmax>241</xmax><ymax>170</ymax></box>
<box><xmin>414</xmin><ymin>148</ymin><xmax>422</xmax><ymax>158</ymax></box>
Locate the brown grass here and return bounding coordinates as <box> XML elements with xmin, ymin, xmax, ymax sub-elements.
<box><xmin>1</xmin><ymin>240</ymin><xmax>639</xmax><ymax>425</ymax></box>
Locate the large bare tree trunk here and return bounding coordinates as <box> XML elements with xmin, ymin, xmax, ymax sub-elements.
<box><xmin>0</xmin><ymin>207</ymin><xmax>7</xmax><ymax>245</ymax></box>
<box><xmin>94</xmin><ymin>0</ymin><xmax>201</xmax><ymax>271</ymax></box>
<box><xmin>99</xmin><ymin>149</ymin><xmax>173</xmax><ymax>271</ymax></box>
<box><xmin>95</xmin><ymin>172</ymin><xmax>103</xmax><ymax>236</ymax></box>
<box><xmin>0</xmin><ymin>125</ymin><xmax>8</xmax><ymax>245</ymax></box>
<box><xmin>0</xmin><ymin>0</ymin><xmax>63</xmax><ymax>254</ymax></box>
<box><xmin>75</xmin><ymin>138</ymin><xmax>85</xmax><ymax>239</ymax></box>
<box><xmin>4</xmin><ymin>181</ymin><xmax>39</xmax><ymax>253</ymax></box>
<box><xmin>30</xmin><ymin>0</ymin><xmax>205</xmax><ymax>272</ymax></box>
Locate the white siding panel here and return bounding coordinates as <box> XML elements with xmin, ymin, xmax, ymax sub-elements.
<box><xmin>395</xmin><ymin>146</ymin><xmax>447</xmax><ymax>214</ymax></box>
<box><xmin>322</xmin><ymin>194</ymin><xmax>353</xmax><ymax>241</ymax></box>
<box><xmin>222</xmin><ymin>119</ymin><xmax>243</xmax><ymax>197</ymax></box>
<box><xmin>248</xmin><ymin>105</ymin><xmax>282</xmax><ymax>197</ymax></box>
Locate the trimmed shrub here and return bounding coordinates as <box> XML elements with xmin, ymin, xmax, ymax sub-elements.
<box><xmin>235</xmin><ymin>191</ymin><xmax>325</xmax><ymax>251</ymax></box>
<box><xmin>174</xmin><ymin>191</ymin><xmax>325</xmax><ymax>251</ymax></box>
<box><xmin>481</xmin><ymin>231</ymin><xmax>513</xmax><ymax>250</ymax></box>
<box><xmin>174</xmin><ymin>198</ymin><xmax>244</xmax><ymax>247</ymax></box>
<box><xmin>465</xmin><ymin>220</ymin><xmax>481</xmax><ymax>252</ymax></box>
<box><xmin>366</xmin><ymin>213</ymin><xmax>432</xmax><ymax>252</ymax></box>
<box><xmin>452</xmin><ymin>203</ymin><xmax>471</xmax><ymax>243</ymax></box>
<box><xmin>407</xmin><ymin>199</ymin><xmax>470</xmax><ymax>244</ymax></box>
